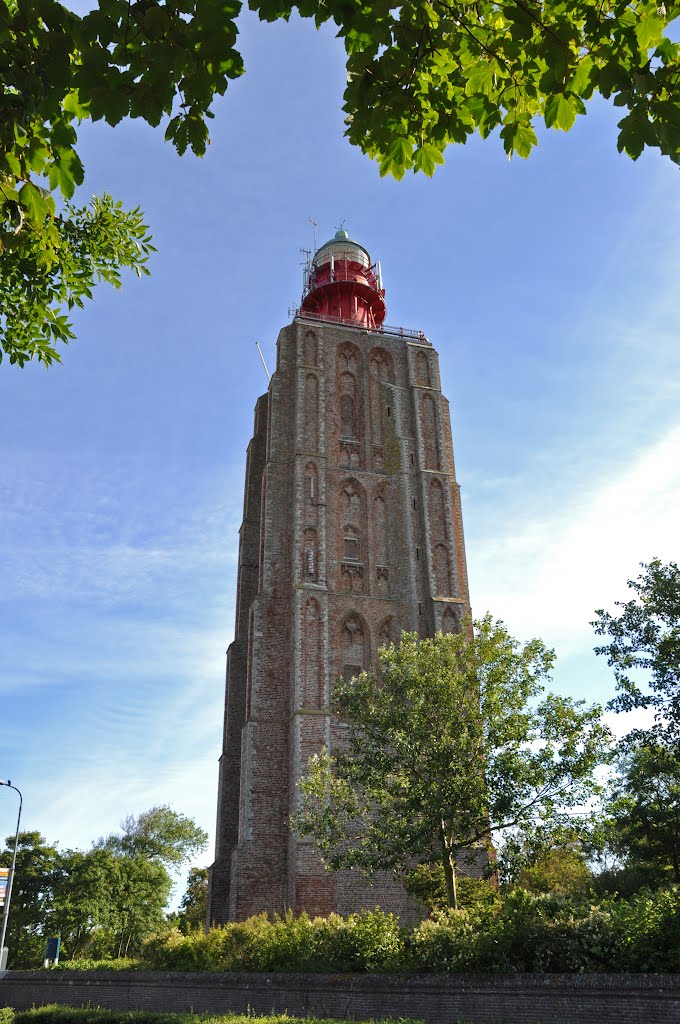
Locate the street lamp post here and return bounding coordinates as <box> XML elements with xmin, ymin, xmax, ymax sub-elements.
<box><xmin>0</xmin><ymin>779</ymin><xmax>22</xmax><ymax>971</ymax></box>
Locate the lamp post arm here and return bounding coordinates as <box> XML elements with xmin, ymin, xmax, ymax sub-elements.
<box><xmin>0</xmin><ymin>782</ymin><xmax>23</xmax><ymax>959</ymax></box>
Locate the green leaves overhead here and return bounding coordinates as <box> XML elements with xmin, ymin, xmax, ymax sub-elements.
<box><xmin>1</xmin><ymin>194</ymin><xmax>154</xmax><ymax>367</ymax></box>
<box><xmin>1</xmin><ymin>0</ymin><xmax>677</xmax><ymax>205</ymax></box>
<box><xmin>0</xmin><ymin>0</ymin><xmax>242</xmax><ymax>365</ymax></box>
<box><xmin>0</xmin><ymin>0</ymin><xmax>678</xmax><ymax>366</ymax></box>
<box><xmin>333</xmin><ymin>0</ymin><xmax>680</xmax><ymax>174</ymax></box>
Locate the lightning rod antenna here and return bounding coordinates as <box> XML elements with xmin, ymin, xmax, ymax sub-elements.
<box><xmin>255</xmin><ymin>341</ymin><xmax>271</xmax><ymax>381</ymax></box>
<box><xmin>309</xmin><ymin>216</ymin><xmax>318</xmax><ymax>251</ymax></box>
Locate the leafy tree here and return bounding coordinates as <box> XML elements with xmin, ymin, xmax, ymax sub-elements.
<box><xmin>175</xmin><ymin>866</ymin><xmax>209</xmax><ymax>933</ymax></box>
<box><xmin>1</xmin><ymin>194</ymin><xmax>153</xmax><ymax>367</ymax></box>
<box><xmin>516</xmin><ymin>846</ymin><xmax>594</xmax><ymax>896</ymax></box>
<box><xmin>294</xmin><ymin>618</ymin><xmax>611</xmax><ymax>909</ymax></box>
<box><xmin>50</xmin><ymin>847</ymin><xmax>128</xmax><ymax>959</ymax></box>
<box><xmin>54</xmin><ymin>848</ymin><xmax>174</xmax><ymax>959</ymax></box>
<box><xmin>602</xmin><ymin>739</ymin><xmax>680</xmax><ymax>883</ymax></box>
<box><xmin>2</xmin><ymin>2</ymin><xmax>678</xmax><ymax>361</ymax></box>
<box><xmin>89</xmin><ymin>806</ymin><xmax>208</xmax><ymax>956</ymax></box>
<box><xmin>591</xmin><ymin>560</ymin><xmax>680</xmax><ymax>889</ymax></box>
<box><xmin>104</xmin><ymin>851</ymin><xmax>173</xmax><ymax>957</ymax></box>
<box><xmin>0</xmin><ymin>807</ymin><xmax>207</xmax><ymax>964</ymax></box>
<box><xmin>97</xmin><ymin>805</ymin><xmax>208</xmax><ymax>868</ymax></box>
<box><xmin>592</xmin><ymin>558</ymin><xmax>680</xmax><ymax>739</ymax></box>
<box><xmin>0</xmin><ymin>831</ymin><xmax>59</xmax><ymax>967</ymax></box>
<box><xmin>334</xmin><ymin>0</ymin><xmax>680</xmax><ymax>173</ymax></box>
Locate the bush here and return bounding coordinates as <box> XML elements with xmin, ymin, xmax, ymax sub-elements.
<box><xmin>142</xmin><ymin>909</ymin><xmax>405</xmax><ymax>973</ymax></box>
<box><xmin>50</xmin><ymin>959</ymin><xmax>141</xmax><ymax>972</ymax></box>
<box><xmin>37</xmin><ymin>887</ymin><xmax>680</xmax><ymax>975</ymax></box>
<box><xmin>0</xmin><ymin>1008</ymin><xmax>15</xmax><ymax>1024</ymax></box>
<box><xmin>406</xmin><ymin>886</ymin><xmax>680</xmax><ymax>973</ymax></box>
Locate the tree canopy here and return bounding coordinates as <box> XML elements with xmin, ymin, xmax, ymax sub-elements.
<box><xmin>592</xmin><ymin>558</ymin><xmax>680</xmax><ymax>739</ymax></box>
<box><xmin>592</xmin><ymin>559</ymin><xmax>680</xmax><ymax>887</ymax></box>
<box><xmin>98</xmin><ymin>805</ymin><xmax>209</xmax><ymax>868</ymax></box>
<box><xmin>1</xmin><ymin>193</ymin><xmax>153</xmax><ymax>367</ymax></box>
<box><xmin>2</xmin><ymin>0</ymin><xmax>677</xmax><ymax>365</ymax></box>
<box><xmin>0</xmin><ymin>807</ymin><xmax>208</xmax><ymax>967</ymax></box>
<box><xmin>174</xmin><ymin>866</ymin><xmax>209</xmax><ymax>932</ymax></box>
<box><xmin>294</xmin><ymin>618</ymin><xmax>610</xmax><ymax>909</ymax></box>
<box><xmin>603</xmin><ymin>739</ymin><xmax>680</xmax><ymax>883</ymax></box>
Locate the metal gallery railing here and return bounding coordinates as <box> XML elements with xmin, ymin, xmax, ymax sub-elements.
<box><xmin>292</xmin><ymin>309</ymin><xmax>428</xmax><ymax>343</ymax></box>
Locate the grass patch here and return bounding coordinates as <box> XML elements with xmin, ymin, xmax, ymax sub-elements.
<box><xmin>8</xmin><ymin>1007</ymin><xmax>423</xmax><ymax>1024</ymax></box>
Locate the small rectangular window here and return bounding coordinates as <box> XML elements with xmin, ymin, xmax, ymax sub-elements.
<box><xmin>344</xmin><ymin>536</ymin><xmax>359</xmax><ymax>561</ymax></box>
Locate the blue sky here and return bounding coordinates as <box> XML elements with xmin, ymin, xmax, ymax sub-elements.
<box><xmin>1</xmin><ymin>10</ymin><xmax>679</xmax><ymax>901</ymax></box>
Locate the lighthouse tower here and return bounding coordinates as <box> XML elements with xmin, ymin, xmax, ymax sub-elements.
<box><xmin>208</xmin><ymin>229</ymin><xmax>471</xmax><ymax>923</ymax></box>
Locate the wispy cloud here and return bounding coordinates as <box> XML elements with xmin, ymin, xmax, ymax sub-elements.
<box><xmin>469</xmin><ymin>421</ymin><xmax>680</xmax><ymax>661</ymax></box>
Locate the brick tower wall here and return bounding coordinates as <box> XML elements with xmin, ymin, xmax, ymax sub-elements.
<box><xmin>208</xmin><ymin>317</ymin><xmax>471</xmax><ymax>925</ymax></box>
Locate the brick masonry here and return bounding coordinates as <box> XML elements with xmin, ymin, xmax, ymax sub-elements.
<box><xmin>3</xmin><ymin>970</ymin><xmax>680</xmax><ymax>1024</ymax></box>
<box><xmin>208</xmin><ymin>307</ymin><xmax>473</xmax><ymax>924</ymax></box>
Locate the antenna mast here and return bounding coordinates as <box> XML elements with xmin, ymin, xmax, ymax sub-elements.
<box><xmin>255</xmin><ymin>341</ymin><xmax>271</xmax><ymax>381</ymax></box>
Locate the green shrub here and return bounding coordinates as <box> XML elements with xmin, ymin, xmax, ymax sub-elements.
<box><xmin>405</xmin><ymin>886</ymin><xmax>680</xmax><ymax>973</ymax></box>
<box><xmin>0</xmin><ymin>1008</ymin><xmax>15</xmax><ymax>1024</ymax></box>
<box><xmin>142</xmin><ymin>909</ymin><xmax>405</xmax><ymax>974</ymax></box>
<box><xmin>50</xmin><ymin>959</ymin><xmax>142</xmax><ymax>972</ymax></box>
<box><xmin>38</xmin><ymin>886</ymin><xmax>680</xmax><ymax>975</ymax></box>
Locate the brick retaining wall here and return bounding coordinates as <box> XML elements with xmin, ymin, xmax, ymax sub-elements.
<box><xmin>2</xmin><ymin>970</ymin><xmax>680</xmax><ymax>1023</ymax></box>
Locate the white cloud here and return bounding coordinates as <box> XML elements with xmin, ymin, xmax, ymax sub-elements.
<box><xmin>470</xmin><ymin>421</ymin><xmax>680</xmax><ymax>658</ymax></box>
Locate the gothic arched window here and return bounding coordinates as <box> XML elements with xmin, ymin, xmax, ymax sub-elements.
<box><xmin>416</xmin><ymin>350</ymin><xmax>431</xmax><ymax>386</ymax></box>
<box><xmin>434</xmin><ymin>544</ymin><xmax>452</xmax><ymax>597</ymax></box>
<box><xmin>342</xmin><ymin>613</ymin><xmax>368</xmax><ymax>682</ymax></box>
<box><xmin>303</xmin><ymin>527</ymin><xmax>318</xmax><ymax>581</ymax></box>
<box><xmin>422</xmin><ymin>394</ymin><xmax>440</xmax><ymax>470</ymax></box>
<box><xmin>373</xmin><ymin>493</ymin><xmax>388</xmax><ymax>566</ymax></box>
<box><xmin>302</xmin><ymin>597</ymin><xmax>323</xmax><ymax>706</ymax></box>
<box><xmin>304</xmin><ymin>462</ymin><xmax>318</xmax><ymax>505</ymax></box>
<box><xmin>304</xmin><ymin>374</ymin><xmax>319</xmax><ymax>450</ymax></box>
<box><xmin>304</xmin><ymin>330</ymin><xmax>318</xmax><ymax>366</ymax></box>
<box><xmin>340</xmin><ymin>393</ymin><xmax>357</xmax><ymax>438</ymax></box>
<box><xmin>429</xmin><ymin>477</ymin><xmax>448</xmax><ymax>544</ymax></box>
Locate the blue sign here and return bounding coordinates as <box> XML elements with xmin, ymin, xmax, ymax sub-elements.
<box><xmin>45</xmin><ymin>937</ymin><xmax>61</xmax><ymax>961</ymax></box>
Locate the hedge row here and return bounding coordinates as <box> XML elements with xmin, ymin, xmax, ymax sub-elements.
<box><xmin>60</xmin><ymin>887</ymin><xmax>680</xmax><ymax>974</ymax></box>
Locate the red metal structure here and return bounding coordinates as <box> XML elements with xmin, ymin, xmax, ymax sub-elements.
<box><xmin>300</xmin><ymin>228</ymin><xmax>386</xmax><ymax>329</ymax></box>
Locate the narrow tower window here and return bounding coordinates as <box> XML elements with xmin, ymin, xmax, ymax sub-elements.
<box><xmin>341</xmin><ymin>394</ymin><xmax>357</xmax><ymax>438</ymax></box>
<box><xmin>344</xmin><ymin>526</ymin><xmax>360</xmax><ymax>562</ymax></box>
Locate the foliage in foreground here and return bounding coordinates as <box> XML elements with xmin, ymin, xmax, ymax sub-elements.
<box><xmin>295</xmin><ymin>620</ymin><xmax>610</xmax><ymax>909</ymax></box>
<box><xmin>0</xmin><ymin>806</ymin><xmax>208</xmax><ymax>968</ymax></box>
<box><xmin>5</xmin><ymin>1007</ymin><xmax>412</xmax><ymax>1024</ymax></box>
<box><xmin>592</xmin><ymin>559</ymin><xmax>680</xmax><ymax>884</ymax></box>
<box><xmin>593</xmin><ymin>558</ymin><xmax>680</xmax><ymax>741</ymax></box>
<box><xmin>1</xmin><ymin>193</ymin><xmax>153</xmax><ymax>367</ymax></box>
<box><xmin>3</xmin><ymin>5</ymin><xmax>678</xmax><ymax>363</ymax></box>
<box><xmin>58</xmin><ymin>889</ymin><xmax>680</xmax><ymax>974</ymax></box>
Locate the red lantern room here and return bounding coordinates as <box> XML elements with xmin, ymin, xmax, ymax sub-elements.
<box><xmin>300</xmin><ymin>228</ymin><xmax>386</xmax><ymax>329</ymax></box>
